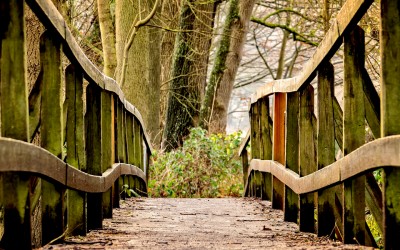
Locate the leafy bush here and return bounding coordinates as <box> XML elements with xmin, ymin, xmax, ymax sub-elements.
<box><xmin>149</xmin><ymin>127</ymin><xmax>243</xmax><ymax>198</ymax></box>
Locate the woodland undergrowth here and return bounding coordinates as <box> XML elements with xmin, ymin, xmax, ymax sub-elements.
<box><xmin>149</xmin><ymin>128</ymin><xmax>243</xmax><ymax>198</ymax></box>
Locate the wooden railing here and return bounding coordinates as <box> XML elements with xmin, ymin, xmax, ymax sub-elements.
<box><xmin>0</xmin><ymin>0</ymin><xmax>152</xmax><ymax>249</ymax></box>
<box><xmin>239</xmin><ymin>0</ymin><xmax>400</xmax><ymax>248</ymax></box>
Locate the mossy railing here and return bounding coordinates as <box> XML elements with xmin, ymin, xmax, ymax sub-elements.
<box><xmin>239</xmin><ymin>0</ymin><xmax>400</xmax><ymax>248</ymax></box>
<box><xmin>0</xmin><ymin>0</ymin><xmax>152</xmax><ymax>248</ymax></box>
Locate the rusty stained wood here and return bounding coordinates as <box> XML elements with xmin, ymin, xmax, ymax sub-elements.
<box><xmin>260</xmin><ymin>97</ymin><xmax>272</xmax><ymax>201</ymax></box>
<box><xmin>317</xmin><ymin>62</ymin><xmax>337</xmax><ymax>237</ymax></box>
<box><xmin>39</xmin><ymin>30</ymin><xmax>65</xmax><ymax>245</ymax></box>
<box><xmin>65</xmin><ymin>64</ymin><xmax>86</xmax><ymax>236</ymax></box>
<box><xmin>343</xmin><ymin>26</ymin><xmax>366</xmax><ymax>245</ymax></box>
<box><xmin>272</xmin><ymin>93</ymin><xmax>286</xmax><ymax>209</ymax></box>
<box><xmin>85</xmin><ymin>83</ymin><xmax>103</xmax><ymax>230</ymax></box>
<box><xmin>299</xmin><ymin>85</ymin><xmax>316</xmax><ymax>233</ymax></box>
<box><xmin>380</xmin><ymin>0</ymin><xmax>400</xmax><ymax>248</ymax></box>
<box><xmin>0</xmin><ymin>1</ymin><xmax>31</xmax><ymax>248</ymax></box>
<box><xmin>284</xmin><ymin>92</ymin><xmax>299</xmax><ymax>223</ymax></box>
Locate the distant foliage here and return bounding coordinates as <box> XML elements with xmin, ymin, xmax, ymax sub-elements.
<box><xmin>149</xmin><ymin>128</ymin><xmax>243</xmax><ymax>198</ymax></box>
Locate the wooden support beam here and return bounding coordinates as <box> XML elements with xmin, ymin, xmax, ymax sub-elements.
<box><xmin>272</xmin><ymin>93</ymin><xmax>286</xmax><ymax>209</ymax></box>
<box><xmin>113</xmin><ymin>97</ymin><xmax>120</xmax><ymax>207</ymax></box>
<box><xmin>343</xmin><ymin>26</ymin><xmax>366</xmax><ymax>245</ymax></box>
<box><xmin>284</xmin><ymin>92</ymin><xmax>299</xmax><ymax>222</ymax></box>
<box><xmin>39</xmin><ymin>30</ymin><xmax>65</xmax><ymax>244</ymax></box>
<box><xmin>86</xmin><ymin>83</ymin><xmax>103</xmax><ymax>229</ymax></box>
<box><xmin>380</xmin><ymin>1</ymin><xmax>400</xmax><ymax>248</ymax></box>
<box><xmin>0</xmin><ymin>0</ymin><xmax>31</xmax><ymax>248</ymax></box>
<box><xmin>365</xmin><ymin>173</ymin><xmax>383</xmax><ymax>233</ymax></box>
<box><xmin>299</xmin><ymin>85</ymin><xmax>316</xmax><ymax>233</ymax></box>
<box><xmin>250</xmin><ymin>102</ymin><xmax>262</xmax><ymax>197</ymax></box>
<box><xmin>260</xmin><ymin>97</ymin><xmax>272</xmax><ymax>201</ymax></box>
<box><xmin>333</xmin><ymin>97</ymin><xmax>343</xmax><ymax>150</ymax></box>
<box><xmin>101</xmin><ymin>91</ymin><xmax>113</xmax><ymax>218</ymax></box>
<box><xmin>317</xmin><ymin>62</ymin><xmax>336</xmax><ymax>237</ymax></box>
<box><xmin>362</xmin><ymin>68</ymin><xmax>380</xmax><ymax>139</ymax></box>
<box><xmin>65</xmin><ymin>64</ymin><xmax>86</xmax><ymax>235</ymax></box>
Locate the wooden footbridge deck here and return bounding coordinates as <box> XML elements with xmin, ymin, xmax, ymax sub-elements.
<box><xmin>1</xmin><ymin>0</ymin><xmax>400</xmax><ymax>249</ymax></box>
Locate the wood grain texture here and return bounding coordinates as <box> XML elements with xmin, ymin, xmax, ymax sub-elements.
<box><xmin>0</xmin><ymin>138</ymin><xmax>147</xmax><ymax>193</ymax></box>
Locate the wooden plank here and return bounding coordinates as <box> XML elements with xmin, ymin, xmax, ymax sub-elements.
<box><xmin>380</xmin><ymin>1</ymin><xmax>400</xmax><ymax>248</ymax></box>
<box><xmin>362</xmin><ymin>68</ymin><xmax>380</xmax><ymax>139</ymax></box>
<box><xmin>113</xmin><ymin>96</ymin><xmax>120</xmax><ymax>208</ymax></box>
<box><xmin>39</xmin><ymin>30</ymin><xmax>65</xmax><ymax>245</ymax></box>
<box><xmin>299</xmin><ymin>84</ymin><xmax>316</xmax><ymax>233</ymax></box>
<box><xmin>101</xmin><ymin>91</ymin><xmax>113</xmax><ymax>218</ymax></box>
<box><xmin>333</xmin><ymin>97</ymin><xmax>343</xmax><ymax>151</ymax></box>
<box><xmin>250</xmin><ymin>102</ymin><xmax>262</xmax><ymax>197</ymax></box>
<box><xmin>86</xmin><ymin>83</ymin><xmax>103</xmax><ymax>229</ymax></box>
<box><xmin>260</xmin><ymin>97</ymin><xmax>272</xmax><ymax>201</ymax></box>
<box><xmin>65</xmin><ymin>64</ymin><xmax>86</xmax><ymax>235</ymax></box>
<box><xmin>343</xmin><ymin>26</ymin><xmax>366</xmax><ymax>245</ymax></box>
<box><xmin>284</xmin><ymin>92</ymin><xmax>299</xmax><ymax>222</ymax></box>
<box><xmin>241</xmin><ymin>149</ymin><xmax>249</xmax><ymax>189</ymax></box>
<box><xmin>365</xmin><ymin>173</ymin><xmax>382</xmax><ymax>233</ymax></box>
<box><xmin>28</xmin><ymin>70</ymin><xmax>42</xmax><ymax>142</ymax></box>
<box><xmin>0</xmin><ymin>1</ymin><xmax>31</xmax><ymax>247</ymax></box>
<box><xmin>272</xmin><ymin>93</ymin><xmax>286</xmax><ymax>209</ymax></box>
<box><xmin>317</xmin><ymin>62</ymin><xmax>336</xmax><ymax>237</ymax></box>
<box><xmin>134</xmin><ymin>118</ymin><xmax>142</xmax><ymax>170</ymax></box>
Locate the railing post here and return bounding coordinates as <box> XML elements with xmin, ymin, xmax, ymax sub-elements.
<box><xmin>101</xmin><ymin>91</ymin><xmax>114</xmax><ymax>218</ymax></box>
<box><xmin>112</xmin><ymin>98</ymin><xmax>121</xmax><ymax>206</ymax></box>
<box><xmin>86</xmin><ymin>83</ymin><xmax>103</xmax><ymax>229</ymax></box>
<box><xmin>260</xmin><ymin>97</ymin><xmax>272</xmax><ymax>201</ymax></box>
<box><xmin>317</xmin><ymin>61</ymin><xmax>336</xmax><ymax>237</ymax></box>
<box><xmin>0</xmin><ymin>0</ymin><xmax>32</xmax><ymax>248</ymax></box>
<box><xmin>126</xmin><ymin>114</ymin><xmax>135</xmax><ymax>192</ymax></box>
<box><xmin>272</xmin><ymin>93</ymin><xmax>286</xmax><ymax>209</ymax></box>
<box><xmin>343</xmin><ymin>25</ymin><xmax>366</xmax><ymax>244</ymax></box>
<box><xmin>380</xmin><ymin>1</ymin><xmax>400</xmax><ymax>248</ymax></box>
<box><xmin>116</xmin><ymin>101</ymin><xmax>126</xmax><ymax>200</ymax></box>
<box><xmin>65</xmin><ymin>64</ymin><xmax>86</xmax><ymax>235</ymax></box>
<box><xmin>284</xmin><ymin>92</ymin><xmax>299</xmax><ymax>222</ymax></box>
<box><xmin>250</xmin><ymin>103</ymin><xmax>261</xmax><ymax>197</ymax></box>
<box><xmin>40</xmin><ymin>30</ymin><xmax>65</xmax><ymax>244</ymax></box>
<box><xmin>134</xmin><ymin>118</ymin><xmax>144</xmax><ymax>193</ymax></box>
<box><xmin>299</xmin><ymin>84</ymin><xmax>316</xmax><ymax>233</ymax></box>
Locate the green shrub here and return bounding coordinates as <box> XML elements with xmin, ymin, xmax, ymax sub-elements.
<box><xmin>149</xmin><ymin>127</ymin><xmax>243</xmax><ymax>198</ymax></box>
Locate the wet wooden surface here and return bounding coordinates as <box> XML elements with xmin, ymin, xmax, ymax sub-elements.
<box><xmin>42</xmin><ymin>198</ymin><xmax>368</xmax><ymax>249</ymax></box>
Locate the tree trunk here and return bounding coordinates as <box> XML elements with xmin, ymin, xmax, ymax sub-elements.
<box><xmin>200</xmin><ymin>0</ymin><xmax>256</xmax><ymax>133</ymax></box>
<box><xmin>97</xmin><ymin>0</ymin><xmax>117</xmax><ymax>76</ymax></box>
<box><xmin>115</xmin><ymin>0</ymin><xmax>161</xmax><ymax>143</ymax></box>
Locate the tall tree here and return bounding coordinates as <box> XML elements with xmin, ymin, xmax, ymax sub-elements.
<box><xmin>199</xmin><ymin>0</ymin><xmax>256</xmax><ymax>133</ymax></box>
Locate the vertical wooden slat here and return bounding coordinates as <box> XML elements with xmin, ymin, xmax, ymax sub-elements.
<box><xmin>317</xmin><ymin>62</ymin><xmax>336</xmax><ymax>237</ymax></box>
<box><xmin>343</xmin><ymin>26</ymin><xmax>366</xmax><ymax>245</ymax></box>
<box><xmin>380</xmin><ymin>1</ymin><xmax>400</xmax><ymax>248</ymax></box>
<box><xmin>65</xmin><ymin>64</ymin><xmax>86</xmax><ymax>235</ymax></box>
<box><xmin>260</xmin><ymin>97</ymin><xmax>272</xmax><ymax>201</ymax></box>
<box><xmin>86</xmin><ymin>83</ymin><xmax>103</xmax><ymax>229</ymax></box>
<box><xmin>40</xmin><ymin>31</ymin><xmax>65</xmax><ymax>244</ymax></box>
<box><xmin>101</xmin><ymin>91</ymin><xmax>113</xmax><ymax>218</ymax></box>
<box><xmin>250</xmin><ymin>103</ymin><xmax>261</xmax><ymax>197</ymax></box>
<box><xmin>285</xmin><ymin>92</ymin><xmax>299</xmax><ymax>223</ymax></box>
<box><xmin>272</xmin><ymin>93</ymin><xmax>286</xmax><ymax>210</ymax></box>
<box><xmin>299</xmin><ymin>85</ymin><xmax>316</xmax><ymax>233</ymax></box>
<box><xmin>113</xmin><ymin>97</ymin><xmax>120</xmax><ymax>207</ymax></box>
<box><xmin>0</xmin><ymin>0</ymin><xmax>31</xmax><ymax>248</ymax></box>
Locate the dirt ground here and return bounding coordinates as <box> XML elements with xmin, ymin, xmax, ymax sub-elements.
<box><xmin>42</xmin><ymin>198</ymin><xmax>371</xmax><ymax>249</ymax></box>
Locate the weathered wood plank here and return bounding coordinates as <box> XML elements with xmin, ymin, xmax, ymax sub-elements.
<box><xmin>250</xmin><ymin>102</ymin><xmax>262</xmax><ymax>197</ymax></box>
<box><xmin>65</xmin><ymin>64</ymin><xmax>86</xmax><ymax>235</ymax></box>
<box><xmin>260</xmin><ymin>97</ymin><xmax>272</xmax><ymax>201</ymax></box>
<box><xmin>39</xmin><ymin>30</ymin><xmax>65</xmax><ymax>245</ymax></box>
<box><xmin>284</xmin><ymin>92</ymin><xmax>299</xmax><ymax>222</ymax></box>
<box><xmin>365</xmin><ymin>173</ymin><xmax>382</xmax><ymax>233</ymax></box>
<box><xmin>381</xmin><ymin>1</ymin><xmax>400</xmax><ymax>248</ymax></box>
<box><xmin>0</xmin><ymin>2</ymin><xmax>31</xmax><ymax>247</ymax></box>
<box><xmin>86</xmin><ymin>83</ymin><xmax>103</xmax><ymax>229</ymax></box>
<box><xmin>272</xmin><ymin>93</ymin><xmax>286</xmax><ymax>209</ymax></box>
<box><xmin>333</xmin><ymin>97</ymin><xmax>343</xmax><ymax>151</ymax></box>
<box><xmin>134</xmin><ymin>118</ymin><xmax>142</xmax><ymax>170</ymax></box>
<box><xmin>317</xmin><ymin>62</ymin><xmax>336</xmax><ymax>237</ymax></box>
<box><xmin>113</xmin><ymin>96</ymin><xmax>120</xmax><ymax>208</ymax></box>
<box><xmin>101</xmin><ymin>91</ymin><xmax>113</xmax><ymax>218</ymax></box>
<box><xmin>343</xmin><ymin>26</ymin><xmax>366</xmax><ymax>245</ymax></box>
<box><xmin>362</xmin><ymin>68</ymin><xmax>380</xmax><ymax>139</ymax></box>
<box><xmin>299</xmin><ymin>85</ymin><xmax>316</xmax><ymax>233</ymax></box>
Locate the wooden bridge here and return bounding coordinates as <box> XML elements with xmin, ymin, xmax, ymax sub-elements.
<box><xmin>0</xmin><ymin>0</ymin><xmax>399</xmax><ymax>249</ymax></box>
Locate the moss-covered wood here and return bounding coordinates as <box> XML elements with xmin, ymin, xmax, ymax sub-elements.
<box><xmin>343</xmin><ymin>26</ymin><xmax>366</xmax><ymax>245</ymax></box>
<box><xmin>86</xmin><ymin>83</ymin><xmax>103</xmax><ymax>229</ymax></box>
<box><xmin>272</xmin><ymin>93</ymin><xmax>286</xmax><ymax>209</ymax></box>
<box><xmin>65</xmin><ymin>64</ymin><xmax>86</xmax><ymax>235</ymax></box>
<box><xmin>285</xmin><ymin>92</ymin><xmax>299</xmax><ymax>223</ymax></box>
<box><xmin>260</xmin><ymin>97</ymin><xmax>272</xmax><ymax>201</ymax></box>
<box><xmin>380</xmin><ymin>1</ymin><xmax>400</xmax><ymax>248</ymax></box>
<box><xmin>0</xmin><ymin>0</ymin><xmax>32</xmax><ymax>248</ymax></box>
<box><xmin>299</xmin><ymin>85</ymin><xmax>316</xmax><ymax>233</ymax></box>
<box><xmin>39</xmin><ymin>30</ymin><xmax>65</xmax><ymax>245</ymax></box>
